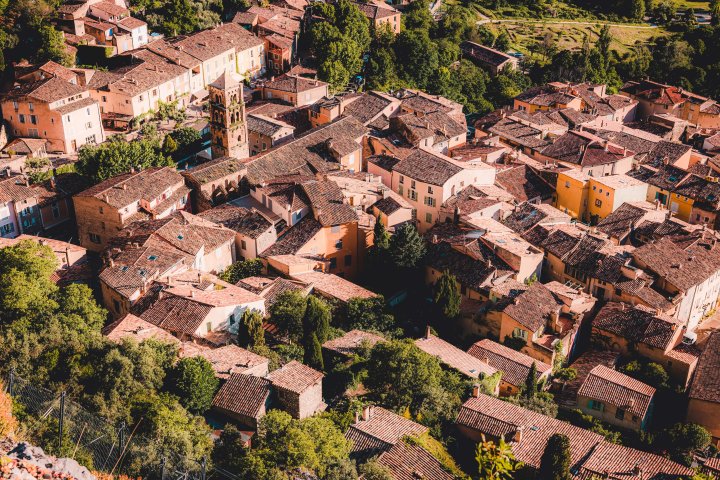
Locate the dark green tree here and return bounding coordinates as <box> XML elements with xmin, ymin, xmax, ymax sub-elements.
<box><xmin>538</xmin><ymin>433</ymin><xmax>571</xmax><ymax>480</ymax></box>
<box><xmin>433</xmin><ymin>271</ymin><xmax>461</xmax><ymax>320</ymax></box>
<box><xmin>394</xmin><ymin>30</ymin><xmax>439</xmax><ymax>90</ymax></box>
<box><xmin>169</xmin><ymin>356</ymin><xmax>219</xmax><ymax>414</ymax></box>
<box><xmin>220</xmin><ymin>259</ymin><xmax>264</xmax><ymax>284</ymax></box>
<box><xmin>238</xmin><ymin>309</ymin><xmax>265</xmax><ymax>349</ymax></box>
<box><xmin>525</xmin><ymin>362</ymin><xmax>538</xmax><ymax>399</ymax></box>
<box><xmin>169</xmin><ymin>126</ymin><xmax>202</xmax><ymax>151</ymax></box>
<box><xmin>303</xmin><ymin>295</ymin><xmax>331</xmax><ymax>344</ymax></box>
<box><xmin>476</xmin><ymin>434</ymin><xmax>522</xmax><ymax>479</ymax></box>
<box><xmin>76</xmin><ymin>136</ymin><xmax>172</xmax><ymax>182</ymax></box>
<box><xmin>346</xmin><ymin>296</ymin><xmax>394</xmax><ymax>332</ymax></box>
<box><xmin>304</xmin><ymin>333</ymin><xmax>324</xmax><ymax>370</ymax></box>
<box><xmin>269</xmin><ymin>290</ymin><xmax>307</xmax><ymax>342</ymax></box>
<box><xmin>712</xmin><ymin>0</ymin><xmax>720</xmax><ymax>25</ymax></box>
<box><xmin>162</xmin><ymin>134</ymin><xmax>178</xmax><ymax>154</ymax></box>
<box><xmin>630</xmin><ymin>0</ymin><xmax>646</xmax><ymax>20</ymax></box>
<box><xmin>373</xmin><ymin>218</ymin><xmax>390</xmax><ymax>251</ymax></box>
<box><xmin>388</xmin><ymin>223</ymin><xmax>426</xmax><ymax>269</ymax></box>
<box><xmin>36</xmin><ymin>24</ymin><xmax>73</xmax><ymax>66</ymax></box>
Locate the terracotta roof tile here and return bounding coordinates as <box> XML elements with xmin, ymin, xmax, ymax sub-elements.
<box><xmin>267</xmin><ymin>360</ymin><xmax>323</xmax><ymax>393</ymax></box>
<box><xmin>415</xmin><ymin>334</ymin><xmax>497</xmax><ymax>378</ymax></box>
<box><xmin>180</xmin><ymin>343</ymin><xmax>268</xmax><ymax>379</ymax></box>
<box><xmin>577</xmin><ymin>365</ymin><xmax>655</xmax><ymax>417</ymax></box>
<box><xmin>592</xmin><ymin>302</ymin><xmax>680</xmax><ymax>351</ymax></box>
<box><xmin>688</xmin><ymin>331</ymin><xmax>720</xmax><ymax>404</ymax></box>
<box><xmin>376</xmin><ymin>441</ymin><xmax>454</xmax><ymax>480</ymax></box>
<box><xmin>212</xmin><ymin>373</ymin><xmax>271</xmax><ymax>418</ymax></box>
<box><xmin>578</xmin><ymin>442</ymin><xmax>693</xmax><ymax>479</ymax></box>
<box><xmin>102</xmin><ymin>313</ymin><xmax>181</xmax><ymax>344</ymax></box>
<box><xmin>468</xmin><ymin>339</ymin><xmax>551</xmax><ymax>388</ymax></box>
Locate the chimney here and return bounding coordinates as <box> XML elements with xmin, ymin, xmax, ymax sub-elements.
<box><xmin>354</xmin><ymin>411</ymin><xmax>360</xmax><ymax>424</ymax></box>
<box><xmin>425</xmin><ymin>325</ymin><xmax>431</xmax><ymax>339</ymax></box>
<box><xmin>512</xmin><ymin>427</ymin><xmax>524</xmax><ymax>443</ymax></box>
<box><xmin>472</xmin><ymin>384</ymin><xmax>481</xmax><ymax>398</ymax></box>
<box><xmin>190</xmin><ymin>289</ymin><xmax>195</xmax><ymax>298</ymax></box>
<box><xmin>362</xmin><ymin>406</ymin><xmax>371</xmax><ymax>421</ymax></box>
<box><xmin>632</xmin><ymin>464</ymin><xmax>641</xmax><ymax>476</ymax></box>
<box><xmin>513</xmin><ymin>296</ymin><xmax>520</xmax><ymax>305</ymax></box>
<box><xmin>158</xmin><ymin>290</ymin><xmax>164</xmax><ymax>300</ymax></box>
<box><xmin>109</xmin><ymin>258</ymin><xmax>115</xmax><ymax>267</ymax></box>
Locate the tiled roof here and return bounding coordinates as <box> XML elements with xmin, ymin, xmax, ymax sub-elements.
<box><xmin>393</xmin><ymin>149</ymin><xmax>462</xmax><ymax>186</ymax></box>
<box><xmin>246</xmin><ymin>116</ymin><xmax>366</xmax><ymax>185</ymax></box>
<box><xmin>376</xmin><ymin>441</ymin><xmax>454</xmax><ymax>480</ymax></box>
<box><xmin>461</xmin><ymin>41</ymin><xmax>515</xmax><ymax>68</ymax></box>
<box><xmin>264</xmin><ymin>74</ymin><xmax>328</xmax><ymax>93</ymax></box>
<box><xmin>500</xmin><ymin>282</ymin><xmax>561</xmax><ymax>332</ymax></box>
<box><xmin>323</xmin><ymin>329</ymin><xmax>385</xmax><ymax>356</ymax></box>
<box><xmin>342</xmin><ymin>92</ymin><xmax>394</xmax><ymax>125</ymax></box>
<box><xmin>291</xmin><ymin>271</ymin><xmax>376</xmax><ymax>302</ymax></box>
<box><xmin>591</xmin><ymin>129</ymin><xmax>657</xmax><ymax>157</ymax></box>
<box><xmin>495</xmin><ymin>165</ymin><xmax>554</xmax><ymax>203</ymax></box>
<box><xmin>198</xmin><ymin>205</ymin><xmax>272</xmax><ymax>239</ymax></box>
<box><xmin>102</xmin><ymin>313</ymin><xmax>181</xmax><ymax>344</ymax></box>
<box><xmin>351</xmin><ymin>0</ymin><xmax>400</xmax><ymax>20</ymax></box>
<box><xmin>415</xmin><ymin>334</ymin><xmax>497</xmax><ymax>379</ymax></box>
<box><xmin>688</xmin><ymin>331</ymin><xmax>720</xmax><ymax>404</ymax></box>
<box><xmin>347</xmin><ymin>407</ymin><xmax>427</xmax><ymax>450</ymax></box>
<box><xmin>247</xmin><ymin>114</ymin><xmax>293</xmax><ymax>137</ymax></box>
<box><xmin>3</xmin><ymin>76</ymin><xmax>86</xmax><ymax>103</ymax></box>
<box><xmin>468</xmin><ymin>339</ymin><xmax>551</xmax><ymax>388</ymax></box>
<box><xmin>487</xmin><ymin>118</ymin><xmax>550</xmax><ymax>149</ymax></box>
<box><xmin>577</xmin><ymin>442</ymin><xmax>693</xmax><ymax>480</ymax></box>
<box><xmin>592</xmin><ymin>302</ymin><xmax>680</xmax><ymax>351</ymax></box>
<box><xmin>424</xmin><ymin>241</ymin><xmax>508</xmax><ymax>292</ymax></box>
<box><xmin>372</xmin><ymin>196</ymin><xmax>404</xmax><ymax>215</ymax></box>
<box><xmin>180</xmin><ymin>343</ymin><xmax>268</xmax><ymax>379</ymax></box>
<box><xmin>75</xmin><ymin>167</ymin><xmax>183</xmax><ymax>208</ymax></box>
<box><xmin>556</xmin><ymin>349</ymin><xmax>620</xmax><ymax>409</ymax></box>
<box><xmin>139</xmin><ymin>294</ymin><xmax>214</xmax><ymax>335</ymax></box>
<box><xmin>260</xmin><ymin>216</ymin><xmax>322</xmax><ymax>256</ymax></box>
<box><xmin>541</xmin><ymin>131</ymin><xmax>629</xmax><ymax>167</ymax></box>
<box><xmin>577</xmin><ymin>365</ymin><xmax>655</xmax><ymax>418</ymax></box>
<box><xmin>238</xmin><ymin>276</ymin><xmax>311</xmax><ymax>308</ymax></box>
<box><xmin>456</xmin><ymin>394</ymin><xmax>604</xmax><ymax>469</ymax></box>
<box><xmin>596</xmin><ymin>202</ymin><xmax>659</xmax><ymax>241</ymax></box>
<box><xmin>393</xmin><ymin>110</ymin><xmax>466</xmax><ymax>145</ymax></box>
<box><xmin>300</xmin><ymin>180</ymin><xmax>359</xmax><ymax>227</ymax></box>
<box><xmin>642</xmin><ymin>164</ymin><xmax>690</xmax><ymax>191</ymax></box>
<box><xmin>211</xmin><ymin>373</ymin><xmax>271</xmax><ymax>418</ymax></box>
<box><xmin>267</xmin><ymin>360</ymin><xmax>323</xmax><ymax>393</ymax></box>
<box><xmin>171</xmin><ymin>22</ymin><xmax>263</xmax><ymax>62</ymax></box>
<box><xmin>183</xmin><ymin>157</ymin><xmax>245</xmax><ymax>186</ymax></box>
<box><xmin>633</xmin><ymin>237</ymin><xmax>720</xmax><ymax>291</ymax></box>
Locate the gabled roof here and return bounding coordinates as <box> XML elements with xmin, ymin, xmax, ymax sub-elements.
<box><xmin>468</xmin><ymin>339</ymin><xmax>551</xmax><ymax>388</ymax></box>
<box><xmin>323</xmin><ymin>329</ymin><xmax>385</xmax><ymax>357</ymax></box>
<box><xmin>267</xmin><ymin>360</ymin><xmax>323</xmax><ymax>393</ymax></box>
<box><xmin>460</xmin><ymin>41</ymin><xmax>515</xmax><ymax>68</ymax></box>
<box><xmin>197</xmin><ymin>205</ymin><xmax>273</xmax><ymax>239</ymax></box>
<box><xmin>375</xmin><ymin>441</ymin><xmax>454</xmax><ymax>480</ymax></box>
<box><xmin>182</xmin><ymin>157</ymin><xmax>245</xmax><ymax>186</ymax></box>
<box><xmin>577</xmin><ymin>365</ymin><xmax>655</xmax><ymax>418</ymax></box>
<box><xmin>392</xmin><ymin>149</ymin><xmax>462</xmax><ymax>186</ymax></box>
<box><xmin>688</xmin><ymin>330</ymin><xmax>720</xmax><ymax>404</ymax></box>
<box><xmin>346</xmin><ymin>406</ymin><xmax>428</xmax><ymax>458</ymax></box>
<box><xmin>495</xmin><ymin>165</ymin><xmax>554</xmax><ymax>203</ymax></box>
<box><xmin>4</xmin><ymin>76</ymin><xmax>86</xmax><ymax>103</ymax></box>
<box><xmin>415</xmin><ymin>333</ymin><xmax>497</xmax><ymax>379</ymax></box>
<box><xmin>75</xmin><ymin>167</ymin><xmax>184</xmax><ymax>208</ymax></box>
<box><xmin>212</xmin><ymin>373</ymin><xmax>271</xmax><ymax>419</ymax></box>
<box><xmin>102</xmin><ymin>313</ymin><xmax>181</xmax><ymax>344</ymax></box>
<box><xmin>264</xmin><ymin>74</ymin><xmax>328</xmax><ymax>93</ymax></box>
<box><xmin>592</xmin><ymin>302</ymin><xmax>680</xmax><ymax>351</ymax></box>
<box><xmin>577</xmin><ymin>442</ymin><xmax>693</xmax><ymax>480</ymax></box>
<box><xmin>499</xmin><ymin>282</ymin><xmax>562</xmax><ymax>332</ymax></box>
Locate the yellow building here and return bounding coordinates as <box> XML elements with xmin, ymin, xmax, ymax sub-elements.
<box><xmin>555</xmin><ymin>171</ymin><xmax>648</xmax><ymax>224</ymax></box>
<box><xmin>555</xmin><ymin>169</ymin><xmax>589</xmax><ymax>219</ymax></box>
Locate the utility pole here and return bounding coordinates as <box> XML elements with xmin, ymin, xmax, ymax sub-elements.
<box><xmin>58</xmin><ymin>391</ymin><xmax>66</xmax><ymax>456</ymax></box>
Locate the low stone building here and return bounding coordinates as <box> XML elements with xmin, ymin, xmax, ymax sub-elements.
<box><xmin>267</xmin><ymin>360</ymin><xmax>325</xmax><ymax>419</ymax></box>
<box><xmin>212</xmin><ymin>373</ymin><xmax>272</xmax><ymax>430</ymax></box>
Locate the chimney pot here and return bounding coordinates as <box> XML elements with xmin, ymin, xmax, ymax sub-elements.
<box><xmin>472</xmin><ymin>384</ymin><xmax>481</xmax><ymax>398</ymax></box>
<box><xmin>362</xmin><ymin>406</ymin><xmax>370</xmax><ymax>421</ymax></box>
<box><xmin>425</xmin><ymin>325</ymin><xmax>431</xmax><ymax>339</ymax></box>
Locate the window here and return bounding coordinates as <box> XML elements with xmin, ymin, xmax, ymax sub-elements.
<box><xmin>589</xmin><ymin>400</ymin><xmax>604</xmax><ymax>411</ymax></box>
<box><xmin>424</xmin><ymin>196</ymin><xmax>436</xmax><ymax>207</ymax></box>
<box><xmin>595</xmin><ymin>199</ymin><xmax>602</xmax><ymax>207</ymax></box>
<box><xmin>398</xmin><ymin>185</ymin><xmax>404</xmax><ymax>195</ymax></box>
<box><xmin>344</xmin><ymin>254</ymin><xmax>352</xmax><ymax>266</ymax></box>
<box><xmin>329</xmin><ymin>257</ymin><xmax>337</xmax><ymax>269</ymax></box>
<box><xmin>428</xmin><ymin>186</ymin><xmax>433</xmax><ymax>194</ymax></box>
<box><xmin>99</xmin><ymin>206</ymin><xmax>104</xmax><ymax>214</ymax></box>
<box><xmin>512</xmin><ymin>328</ymin><xmax>528</xmax><ymax>340</ymax></box>
<box><xmin>0</xmin><ymin>223</ymin><xmax>14</xmax><ymax>235</ymax></box>
<box><xmin>411</xmin><ymin>180</ymin><xmax>416</xmax><ymax>189</ymax></box>
<box><xmin>139</xmin><ymin>94</ymin><xmax>144</xmax><ymax>101</ymax></box>
<box><xmin>89</xmin><ymin>233</ymin><xmax>101</xmax><ymax>244</ymax></box>
<box><xmin>19</xmin><ymin>114</ymin><xmax>25</xmax><ymax>124</ymax></box>
<box><xmin>335</xmin><ymin>239</ymin><xmax>343</xmax><ymax>249</ymax></box>
<box><xmin>51</xmin><ymin>202</ymin><xmax>60</xmax><ymax>219</ymax></box>
<box><xmin>102</xmin><ymin>96</ymin><xmax>107</xmax><ymax>102</ymax></box>
<box><xmin>615</xmin><ymin>408</ymin><xmax>625</xmax><ymax>420</ymax></box>
<box><xmin>152</xmin><ymin>89</ymin><xmax>158</xmax><ymax>97</ymax></box>
<box><xmin>408</xmin><ymin>190</ymin><xmax>417</xmax><ymax>201</ymax></box>
<box><xmin>229</xmin><ymin>314</ymin><xmax>235</xmax><ymax>325</ymax></box>
<box><xmin>12</xmin><ymin>100</ymin><xmax>18</xmax><ymax>110</ymax></box>
<box><xmin>425</xmin><ymin>212</ymin><xmax>432</xmax><ymax>223</ymax></box>
<box><xmin>28</xmin><ymin>129</ymin><xmax>38</xmax><ymax>138</ymax></box>
<box><xmin>241</xmin><ymin>240</ymin><xmax>247</xmax><ymax>250</ymax></box>
<box><xmin>113</xmin><ymin>299</ymin><xmax>120</xmax><ymax>313</ymax></box>
<box><xmin>399</xmin><ymin>175</ymin><xmax>404</xmax><ymax>184</ymax></box>
<box><xmin>30</xmin><ymin>115</ymin><xmax>37</xmax><ymax>125</ymax></box>
<box><xmin>86</xmin><ymin>122</ymin><xmax>93</xmax><ymax>129</ymax></box>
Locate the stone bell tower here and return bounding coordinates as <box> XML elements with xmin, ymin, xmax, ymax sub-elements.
<box><xmin>209</xmin><ymin>70</ymin><xmax>249</xmax><ymax>159</ymax></box>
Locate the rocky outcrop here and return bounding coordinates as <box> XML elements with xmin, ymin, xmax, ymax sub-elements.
<box><xmin>0</xmin><ymin>441</ymin><xmax>96</xmax><ymax>480</ymax></box>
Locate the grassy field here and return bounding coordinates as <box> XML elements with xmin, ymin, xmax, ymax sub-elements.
<box><xmin>671</xmin><ymin>0</ymin><xmax>708</xmax><ymax>11</ymax></box>
<box><xmin>484</xmin><ymin>21</ymin><xmax>672</xmax><ymax>56</ymax></box>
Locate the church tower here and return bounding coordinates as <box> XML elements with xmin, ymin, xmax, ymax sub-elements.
<box><xmin>209</xmin><ymin>70</ymin><xmax>249</xmax><ymax>159</ymax></box>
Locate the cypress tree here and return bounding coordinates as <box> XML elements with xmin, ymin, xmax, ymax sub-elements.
<box><xmin>389</xmin><ymin>223</ymin><xmax>426</xmax><ymax>269</ymax></box>
<box><xmin>434</xmin><ymin>270</ymin><xmax>461</xmax><ymax>320</ymax></box>
<box><xmin>539</xmin><ymin>434</ymin><xmax>571</xmax><ymax>480</ymax></box>
<box><xmin>373</xmin><ymin>217</ymin><xmax>390</xmax><ymax>251</ymax></box>
<box><xmin>304</xmin><ymin>295</ymin><xmax>331</xmax><ymax>344</ymax></box>
<box><xmin>524</xmin><ymin>362</ymin><xmax>538</xmax><ymax>399</ymax></box>
<box><xmin>304</xmin><ymin>333</ymin><xmax>324</xmax><ymax>370</ymax></box>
